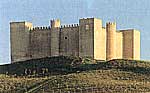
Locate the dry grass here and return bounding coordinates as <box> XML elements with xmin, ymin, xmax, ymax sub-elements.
<box><xmin>0</xmin><ymin>75</ymin><xmax>46</xmax><ymax>93</ymax></box>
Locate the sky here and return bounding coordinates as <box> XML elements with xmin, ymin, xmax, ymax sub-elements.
<box><xmin>0</xmin><ymin>0</ymin><xmax>150</xmax><ymax>64</ymax></box>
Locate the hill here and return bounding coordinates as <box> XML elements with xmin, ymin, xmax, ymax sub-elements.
<box><xmin>0</xmin><ymin>56</ymin><xmax>150</xmax><ymax>93</ymax></box>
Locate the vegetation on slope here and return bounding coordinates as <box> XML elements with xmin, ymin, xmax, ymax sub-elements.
<box><xmin>36</xmin><ymin>69</ymin><xmax>150</xmax><ymax>93</ymax></box>
<box><xmin>0</xmin><ymin>56</ymin><xmax>82</xmax><ymax>76</ymax></box>
<box><xmin>0</xmin><ymin>56</ymin><xmax>150</xmax><ymax>93</ymax></box>
<box><xmin>0</xmin><ymin>75</ymin><xmax>46</xmax><ymax>93</ymax></box>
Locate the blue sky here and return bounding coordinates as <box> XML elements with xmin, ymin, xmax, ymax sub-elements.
<box><xmin>0</xmin><ymin>0</ymin><xmax>150</xmax><ymax>64</ymax></box>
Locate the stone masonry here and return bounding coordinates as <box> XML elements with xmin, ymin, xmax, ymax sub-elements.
<box><xmin>10</xmin><ymin>18</ymin><xmax>140</xmax><ymax>63</ymax></box>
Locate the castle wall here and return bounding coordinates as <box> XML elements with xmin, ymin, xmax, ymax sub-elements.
<box><xmin>10</xmin><ymin>22</ymin><xmax>32</xmax><ymax>62</ymax></box>
<box><xmin>60</xmin><ymin>25</ymin><xmax>79</xmax><ymax>56</ymax></box>
<box><xmin>29</xmin><ymin>28</ymin><xmax>51</xmax><ymax>59</ymax></box>
<box><xmin>79</xmin><ymin>18</ymin><xmax>94</xmax><ymax>58</ymax></box>
<box><xmin>116</xmin><ymin>32</ymin><xmax>123</xmax><ymax>59</ymax></box>
<box><xmin>94</xmin><ymin>18</ymin><xmax>106</xmax><ymax>60</ymax></box>
<box><xmin>106</xmin><ymin>22</ymin><xmax>116</xmax><ymax>60</ymax></box>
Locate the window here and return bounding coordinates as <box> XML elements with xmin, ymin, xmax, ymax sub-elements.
<box><xmin>65</xmin><ymin>37</ymin><xmax>67</xmax><ymax>39</ymax></box>
<box><xmin>85</xmin><ymin>25</ymin><xmax>89</xmax><ymax>30</ymax></box>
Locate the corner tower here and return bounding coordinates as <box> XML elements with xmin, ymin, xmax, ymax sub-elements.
<box><xmin>121</xmin><ymin>29</ymin><xmax>140</xmax><ymax>60</ymax></box>
<box><xmin>10</xmin><ymin>22</ymin><xmax>33</xmax><ymax>62</ymax></box>
<box><xmin>106</xmin><ymin>22</ymin><xmax>116</xmax><ymax>60</ymax></box>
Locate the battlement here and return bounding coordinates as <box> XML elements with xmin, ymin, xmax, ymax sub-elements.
<box><xmin>50</xmin><ymin>19</ymin><xmax>60</xmax><ymax>22</ymax></box>
<box><xmin>80</xmin><ymin>17</ymin><xmax>94</xmax><ymax>20</ymax></box>
<box><xmin>106</xmin><ymin>22</ymin><xmax>116</xmax><ymax>25</ymax></box>
<box><xmin>50</xmin><ymin>19</ymin><xmax>60</xmax><ymax>28</ymax></box>
<box><xmin>60</xmin><ymin>24</ymin><xmax>79</xmax><ymax>28</ymax></box>
<box><xmin>31</xmin><ymin>26</ymin><xmax>51</xmax><ymax>31</ymax></box>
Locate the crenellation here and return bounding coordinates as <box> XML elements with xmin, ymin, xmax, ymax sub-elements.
<box><xmin>106</xmin><ymin>22</ymin><xmax>116</xmax><ymax>25</ymax></box>
<box><xmin>10</xmin><ymin>18</ymin><xmax>140</xmax><ymax>63</ymax></box>
<box><xmin>60</xmin><ymin>24</ymin><xmax>79</xmax><ymax>29</ymax></box>
<box><xmin>35</xmin><ymin>27</ymin><xmax>39</xmax><ymax>30</ymax></box>
<box><xmin>80</xmin><ymin>17</ymin><xmax>94</xmax><ymax>20</ymax></box>
<box><xmin>50</xmin><ymin>19</ymin><xmax>60</xmax><ymax>28</ymax></box>
<box><xmin>32</xmin><ymin>26</ymin><xmax>51</xmax><ymax>31</ymax></box>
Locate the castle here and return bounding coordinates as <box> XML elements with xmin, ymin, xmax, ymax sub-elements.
<box><xmin>10</xmin><ymin>18</ymin><xmax>140</xmax><ymax>63</ymax></box>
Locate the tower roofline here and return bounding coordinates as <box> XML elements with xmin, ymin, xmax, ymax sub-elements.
<box><xmin>10</xmin><ymin>21</ymin><xmax>32</xmax><ymax>24</ymax></box>
<box><xmin>10</xmin><ymin>21</ymin><xmax>26</xmax><ymax>24</ymax></box>
<box><xmin>119</xmin><ymin>29</ymin><xmax>140</xmax><ymax>32</ymax></box>
<box><xmin>79</xmin><ymin>17</ymin><xmax>102</xmax><ymax>20</ymax></box>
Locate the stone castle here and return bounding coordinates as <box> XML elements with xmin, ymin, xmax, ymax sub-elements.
<box><xmin>10</xmin><ymin>18</ymin><xmax>140</xmax><ymax>63</ymax></box>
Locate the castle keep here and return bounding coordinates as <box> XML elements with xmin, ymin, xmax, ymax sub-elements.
<box><xmin>10</xmin><ymin>18</ymin><xmax>140</xmax><ymax>63</ymax></box>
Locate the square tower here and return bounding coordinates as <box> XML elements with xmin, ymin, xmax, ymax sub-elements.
<box><xmin>50</xmin><ymin>19</ymin><xmax>61</xmax><ymax>56</ymax></box>
<box><xmin>79</xmin><ymin>18</ymin><xmax>106</xmax><ymax>60</ymax></box>
<box><xmin>10</xmin><ymin>22</ymin><xmax>33</xmax><ymax>62</ymax></box>
<box><xmin>121</xmin><ymin>29</ymin><xmax>140</xmax><ymax>60</ymax></box>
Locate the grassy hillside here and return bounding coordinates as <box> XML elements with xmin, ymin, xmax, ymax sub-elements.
<box><xmin>0</xmin><ymin>56</ymin><xmax>150</xmax><ymax>93</ymax></box>
<box><xmin>0</xmin><ymin>56</ymin><xmax>82</xmax><ymax>76</ymax></box>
